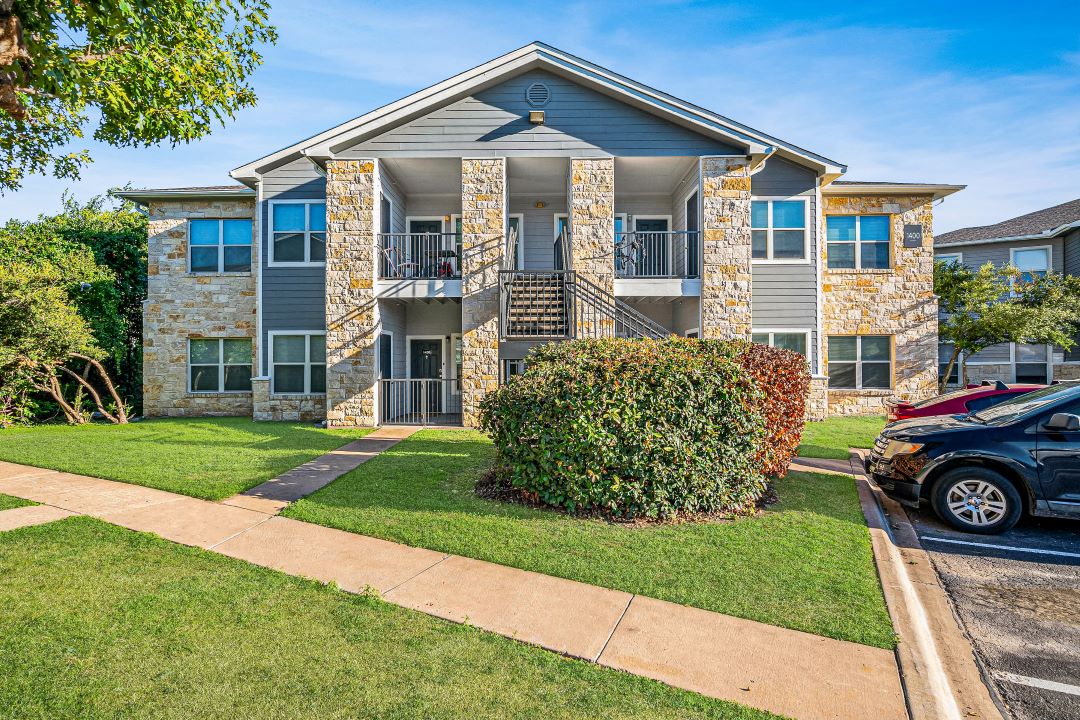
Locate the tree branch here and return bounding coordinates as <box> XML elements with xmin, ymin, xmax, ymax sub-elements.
<box><xmin>58</xmin><ymin>364</ymin><xmax>118</xmax><ymax>423</ymax></box>
<box><xmin>71</xmin><ymin>353</ymin><xmax>128</xmax><ymax>423</ymax></box>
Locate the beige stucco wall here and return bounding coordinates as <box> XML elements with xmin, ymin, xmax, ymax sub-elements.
<box><xmin>822</xmin><ymin>194</ymin><xmax>938</xmax><ymax>416</ymax></box>
<box><xmin>143</xmin><ymin>199</ymin><xmax>257</xmax><ymax>417</ymax></box>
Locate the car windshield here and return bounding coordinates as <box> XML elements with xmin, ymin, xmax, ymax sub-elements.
<box><xmin>970</xmin><ymin>383</ymin><xmax>1079</xmax><ymax>424</ymax></box>
<box><xmin>912</xmin><ymin>388</ymin><xmax>975</xmax><ymax>408</ymax></box>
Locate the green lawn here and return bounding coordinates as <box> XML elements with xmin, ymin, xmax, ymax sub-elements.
<box><xmin>0</xmin><ymin>418</ymin><xmax>366</xmax><ymax>500</ymax></box>
<box><xmin>797</xmin><ymin>416</ymin><xmax>886</xmax><ymax>460</ymax></box>
<box><xmin>0</xmin><ymin>517</ymin><xmax>774</xmax><ymax>720</ymax></box>
<box><xmin>0</xmin><ymin>493</ymin><xmax>35</xmax><ymax>511</ymax></box>
<box><xmin>284</xmin><ymin>430</ymin><xmax>895</xmax><ymax>649</ymax></box>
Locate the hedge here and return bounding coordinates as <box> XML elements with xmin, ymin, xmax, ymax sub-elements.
<box><xmin>480</xmin><ymin>338</ymin><xmax>770</xmax><ymax>520</ymax></box>
<box><xmin>735</xmin><ymin>340</ymin><xmax>811</xmax><ymax>478</ymax></box>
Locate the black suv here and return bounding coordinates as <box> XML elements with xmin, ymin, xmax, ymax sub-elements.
<box><xmin>867</xmin><ymin>381</ymin><xmax>1080</xmax><ymax>533</ymax></box>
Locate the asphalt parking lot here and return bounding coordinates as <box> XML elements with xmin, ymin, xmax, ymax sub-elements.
<box><xmin>906</xmin><ymin>508</ymin><xmax>1080</xmax><ymax>720</ymax></box>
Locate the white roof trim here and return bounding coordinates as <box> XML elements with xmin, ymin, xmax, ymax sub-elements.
<box><xmin>934</xmin><ymin>220</ymin><xmax>1080</xmax><ymax>249</ymax></box>
<box><xmin>823</xmin><ymin>182</ymin><xmax>965</xmax><ymax>202</ymax></box>
<box><xmin>113</xmin><ymin>188</ymin><xmax>255</xmax><ymax>205</ymax></box>
<box><xmin>231</xmin><ymin>42</ymin><xmax>844</xmax><ymax>182</ymax></box>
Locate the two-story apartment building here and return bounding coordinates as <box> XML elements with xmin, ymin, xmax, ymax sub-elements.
<box><xmin>119</xmin><ymin>43</ymin><xmax>962</xmax><ymax>426</ymax></box>
<box><xmin>935</xmin><ymin>198</ymin><xmax>1080</xmax><ymax>386</ymax></box>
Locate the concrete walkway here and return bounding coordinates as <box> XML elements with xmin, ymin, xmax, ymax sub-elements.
<box><xmin>0</xmin><ymin>458</ymin><xmax>907</xmax><ymax>720</ymax></box>
<box><xmin>223</xmin><ymin>426</ymin><xmax>419</xmax><ymax>513</ymax></box>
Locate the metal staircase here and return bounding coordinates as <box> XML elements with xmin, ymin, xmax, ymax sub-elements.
<box><xmin>499</xmin><ymin>228</ymin><xmax>670</xmax><ymax>341</ymax></box>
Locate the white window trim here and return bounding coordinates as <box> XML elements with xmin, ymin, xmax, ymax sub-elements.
<box><xmin>187</xmin><ymin>338</ymin><xmax>252</xmax><ymax>394</ymax></box>
<box><xmin>680</xmin><ymin>186</ymin><xmax>699</xmax><ymax>232</ymax></box>
<box><xmin>188</xmin><ymin>218</ymin><xmax>253</xmax><ymax>274</ymax></box>
<box><xmin>684</xmin><ymin>327</ymin><xmax>700</xmax><ymax>338</ymax></box>
<box><xmin>826</xmin><ymin>214</ymin><xmax>892</xmax><ymax>270</ymax></box>
<box><xmin>378</xmin><ymin>192</ymin><xmax>394</xmax><ymax>235</ymax></box>
<box><xmin>827</xmin><ymin>335</ymin><xmax>894</xmax><ymax>390</ymax></box>
<box><xmin>751</xmin><ymin>328</ymin><xmax>813</xmax><ymax>361</ymax></box>
<box><xmin>1010</xmin><ymin>244</ymin><xmax>1051</xmax><ymax>274</ymax></box>
<box><xmin>377</xmin><ymin>330</ymin><xmax>394</xmax><ymax>380</ymax></box>
<box><xmin>554</xmin><ymin>213</ymin><xmax>569</xmax><ymax>269</ymax></box>
<box><xmin>751</xmin><ymin>197</ymin><xmax>811</xmax><ymax>265</ymax></box>
<box><xmin>503</xmin><ymin>358</ymin><xmax>527</xmax><ymax>382</ymax></box>
<box><xmin>963</xmin><ymin>342</ymin><xmax>1053</xmax><ymax>382</ymax></box>
<box><xmin>268</xmin><ymin>200</ymin><xmax>327</xmax><ymax>268</ymax></box>
<box><xmin>449</xmin><ymin>332</ymin><xmax>462</xmax><ymax>397</ymax></box>
<box><xmin>936</xmin><ymin>251</ymin><xmax>963</xmax><ymax>265</ymax></box>
<box><xmin>268</xmin><ymin>330</ymin><xmax>326</xmax><ymax>395</ymax></box>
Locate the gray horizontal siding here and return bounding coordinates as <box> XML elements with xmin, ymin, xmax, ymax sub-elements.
<box><xmin>260</xmin><ymin>158</ymin><xmax>327</xmax><ymax>374</ymax></box>
<box><xmin>510</xmin><ymin>195</ymin><xmax>566</xmax><ymax>270</ymax></box>
<box><xmin>967</xmin><ymin>343</ymin><xmax>1011</xmax><ymax>363</ymax></box>
<box><xmin>342</xmin><ymin>70</ymin><xmax>739</xmax><ymax>158</ymax></box>
<box><xmin>1062</xmin><ymin>229</ymin><xmax>1080</xmax><ymax>277</ymax></box>
<box><xmin>752</xmin><ymin>265</ymin><xmax>817</xmax><ymax>370</ymax></box>
<box><xmin>937</xmin><ymin>237</ymin><xmax>1064</xmax><ymax>273</ymax></box>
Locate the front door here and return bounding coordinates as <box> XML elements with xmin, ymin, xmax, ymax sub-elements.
<box><xmin>410</xmin><ymin>338</ymin><xmax>443</xmax><ymax>416</ymax></box>
<box><xmin>409</xmin><ymin>220</ymin><xmax>444</xmax><ymax>276</ymax></box>
<box><xmin>635</xmin><ymin>218</ymin><xmax>669</xmax><ymax>276</ymax></box>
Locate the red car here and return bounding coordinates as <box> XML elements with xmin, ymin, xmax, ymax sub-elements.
<box><xmin>886</xmin><ymin>382</ymin><xmax>1045</xmax><ymax>422</ymax></box>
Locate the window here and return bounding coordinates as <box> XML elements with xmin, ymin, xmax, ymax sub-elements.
<box><xmin>188</xmin><ymin>338</ymin><xmax>252</xmax><ymax>393</ymax></box>
<box><xmin>503</xmin><ymin>359</ymin><xmax>527</xmax><ymax>381</ymax></box>
<box><xmin>1015</xmin><ymin>344</ymin><xmax>1048</xmax><ymax>384</ymax></box>
<box><xmin>189</xmin><ymin>219</ymin><xmax>252</xmax><ymax>273</ymax></box>
<box><xmin>936</xmin><ymin>252</ymin><xmax>962</xmax><ymax>266</ymax></box>
<box><xmin>1011</xmin><ymin>247</ymin><xmax>1050</xmax><ymax>284</ymax></box>
<box><xmin>751</xmin><ymin>199</ymin><xmax>806</xmax><ymax>260</ymax></box>
<box><xmin>271</xmin><ymin>333</ymin><xmax>326</xmax><ymax>394</ymax></box>
<box><xmin>751</xmin><ymin>330</ymin><xmax>809</xmax><ymax>357</ymax></box>
<box><xmin>271</xmin><ymin>202</ymin><xmax>326</xmax><ymax>265</ymax></box>
<box><xmin>826</xmin><ymin>215</ymin><xmax>890</xmax><ymax>269</ymax></box>
<box><xmin>828</xmin><ymin>336</ymin><xmax>892</xmax><ymax>389</ymax></box>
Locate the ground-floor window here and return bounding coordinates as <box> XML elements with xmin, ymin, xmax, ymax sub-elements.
<box><xmin>188</xmin><ymin>338</ymin><xmax>252</xmax><ymax>393</ymax></box>
<box><xmin>828</xmin><ymin>335</ymin><xmax>892</xmax><ymax>389</ymax></box>
<box><xmin>270</xmin><ymin>332</ymin><xmax>326</xmax><ymax>394</ymax></box>
<box><xmin>1015</xmin><ymin>344</ymin><xmax>1049</xmax><ymax>384</ymax></box>
<box><xmin>503</xmin><ymin>359</ymin><xmax>526</xmax><ymax>382</ymax></box>
<box><xmin>751</xmin><ymin>329</ymin><xmax>810</xmax><ymax>358</ymax></box>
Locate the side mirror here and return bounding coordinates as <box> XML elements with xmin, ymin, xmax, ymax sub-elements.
<box><xmin>1045</xmin><ymin>413</ymin><xmax>1080</xmax><ymax>432</ymax></box>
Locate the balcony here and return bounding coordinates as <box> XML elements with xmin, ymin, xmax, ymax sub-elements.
<box><xmin>376</xmin><ymin>232</ymin><xmax>462</xmax><ymax>299</ymax></box>
<box><xmin>613</xmin><ymin>230</ymin><xmax>701</xmax><ymax>299</ymax></box>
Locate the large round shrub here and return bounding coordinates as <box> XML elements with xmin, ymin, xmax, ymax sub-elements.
<box><xmin>479</xmin><ymin>338</ymin><xmax>767</xmax><ymax>520</ymax></box>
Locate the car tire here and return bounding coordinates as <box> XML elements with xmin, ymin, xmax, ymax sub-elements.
<box><xmin>931</xmin><ymin>467</ymin><xmax>1023</xmax><ymax>534</ymax></box>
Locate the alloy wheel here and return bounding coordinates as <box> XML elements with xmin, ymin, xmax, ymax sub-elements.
<box><xmin>945</xmin><ymin>479</ymin><xmax>1008</xmax><ymax>527</ymax></box>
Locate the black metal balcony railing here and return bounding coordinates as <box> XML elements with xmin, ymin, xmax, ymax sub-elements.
<box><xmin>615</xmin><ymin>231</ymin><xmax>699</xmax><ymax>278</ymax></box>
<box><xmin>379</xmin><ymin>378</ymin><xmax>462</xmax><ymax>425</ymax></box>
<box><xmin>378</xmin><ymin>233</ymin><xmax>461</xmax><ymax>279</ymax></box>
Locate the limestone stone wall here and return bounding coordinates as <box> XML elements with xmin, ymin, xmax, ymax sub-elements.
<box><xmin>252</xmin><ymin>378</ymin><xmax>326</xmax><ymax>422</ymax></box>
<box><xmin>807</xmin><ymin>377</ymin><xmax>829</xmax><ymax>421</ymax></box>
<box><xmin>460</xmin><ymin>158</ymin><xmax>506</xmax><ymax>427</ymax></box>
<box><xmin>700</xmin><ymin>157</ymin><xmax>752</xmax><ymax>340</ymax></box>
<box><xmin>324</xmin><ymin>159</ymin><xmax>379</xmax><ymax>427</ymax></box>
<box><xmin>569</xmin><ymin>158</ymin><xmax>615</xmax><ymax>288</ymax></box>
<box><xmin>822</xmin><ymin>194</ymin><xmax>938</xmax><ymax>416</ymax></box>
<box><xmin>1053</xmin><ymin>364</ymin><xmax>1080</xmax><ymax>381</ymax></box>
<box><xmin>143</xmin><ymin>200</ymin><xmax>256</xmax><ymax>417</ymax></box>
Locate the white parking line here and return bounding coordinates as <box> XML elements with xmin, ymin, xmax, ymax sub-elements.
<box><xmin>921</xmin><ymin>535</ymin><xmax>1080</xmax><ymax>559</ymax></box>
<box><xmin>995</xmin><ymin>671</ymin><xmax>1080</xmax><ymax>697</ymax></box>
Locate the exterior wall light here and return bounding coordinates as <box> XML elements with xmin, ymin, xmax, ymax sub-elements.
<box><xmin>535</xmin><ymin>201</ymin><xmax>546</xmax><ymax>209</ymax></box>
<box><xmin>528</xmin><ymin>110</ymin><xmax>545</xmax><ymax>125</ymax></box>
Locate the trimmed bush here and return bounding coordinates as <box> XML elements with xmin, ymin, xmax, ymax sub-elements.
<box><xmin>479</xmin><ymin>338</ymin><xmax>768</xmax><ymax>520</ymax></box>
<box><xmin>735</xmin><ymin>340</ymin><xmax>811</xmax><ymax>478</ymax></box>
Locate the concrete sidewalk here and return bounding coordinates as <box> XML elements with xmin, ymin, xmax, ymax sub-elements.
<box><xmin>0</xmin><ymin>458</ymin><xmax>906</xmax><ymax>720</ymax></box>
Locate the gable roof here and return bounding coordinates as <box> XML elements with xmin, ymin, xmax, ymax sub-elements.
<box><xmin>936</xmin><ymin>198</ymin><xmax>1080</xmax><ymax>246</ymax></box>
<box><xmin>230</xmin><ymin>41</ymin><xmax>846</xmax><ymax>184</ymax></box>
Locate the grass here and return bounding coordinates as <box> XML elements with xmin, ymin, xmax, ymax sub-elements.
<box><xmin>797</xmin><ymin>416</ymin><xmax>886</xmax><ymax>459</ymax></box>
<box><xmin>284</xmin><ymin>429</ymin><xmax>895</xmax><ymax>649</ymax></box>
<box><xmin>0</xmin><ymin>493</ymin><xmax>35</xmax><ymax>511</ymax></box>
<box><xmin>0</xmin><ymin>418</ymin><xmax>366</xmax><ymax>500</ymax></box>
<box><xmin>0</xmin><ymin>517</ymin><xmax>776</xmax><ymax>720</ymax></box>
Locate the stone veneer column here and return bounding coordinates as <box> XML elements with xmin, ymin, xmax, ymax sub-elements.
<box><xmin>569</xmin><ymin>158</ymin><xmax>616</xmax><ymax>337</ymax></box>
<box><xmin>821</xmin><ymin>194</ymin><xmax>938</xmax><ymax>415</ymax></box>
<box><xmin>700</xmin><ymin>157</ymin><xmax>753</xmax><ymax>340</ymax></box>
<box><xmin>460</xmin><ymin>158</ymin><xmax>506</xmax><ymax>428</ymax></box>
<box><xmin>143</xmin><ymin>199</ymin><xmax>256</xmax><ymax>417</ymax></box>
<box><xmin>324</xmin><ymin>159</ymin><xmax>379</xmax><ymax>427</ymax></box>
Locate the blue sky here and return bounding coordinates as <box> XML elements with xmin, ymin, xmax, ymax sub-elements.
<box><xmin>3</xmin><ymin>0</ymin><xmax>1079</xmax><ymax>232</ymax></box>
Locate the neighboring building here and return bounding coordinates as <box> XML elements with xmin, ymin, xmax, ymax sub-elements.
<box><xmin>118</xmin><ymin>42</ymin><xmax>962</xmax><ymax>426</ymax></box>
<box><xmin>935</xmin><ymin>198</ymin><xmax>1080</xmax><ymax>386</ymax></box>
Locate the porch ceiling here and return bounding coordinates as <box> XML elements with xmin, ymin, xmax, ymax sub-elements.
<box><xmin>615</xmin><ymin>156</ymin><xmax>697</xmax><ymax>195</ymax></box>
<box><xmin>507</xmin><ymin>157</ymin><xmax>566</xmax><ymax>196</ymax></box>
<box><xmin>381</xmin><ymin>157</ymin><xmax>461</xmax><ymax>195</ymax></box>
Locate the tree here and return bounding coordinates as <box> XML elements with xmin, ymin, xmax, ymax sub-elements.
<box><xmin>0</xmin><ymin>0</ymin><xmax>277</xmax><ymax>192</ymax></box>
<box><xmin>936</xmin><ymin>259</ymin><xmax>1080</xmax><ymax>391</ymax></box>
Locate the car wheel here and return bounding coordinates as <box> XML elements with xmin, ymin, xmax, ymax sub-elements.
<box><xmin>931</xmin><ymin>467</ymin><xmax>1022</xmax><ymax>534</ymax></box>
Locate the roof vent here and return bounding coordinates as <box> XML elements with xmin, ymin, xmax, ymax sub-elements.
<box><xmin>525</xmin><ymin>82</ymin><xmax>550</xmax><ymax>108</ymax></box>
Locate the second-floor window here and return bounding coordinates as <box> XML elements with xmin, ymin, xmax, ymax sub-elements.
<box><xmin>751</xmin><ymin>199</ymin><xmax>806</xmax><ymax>260</ymax></box>
<box><xmin>189</xmin><ymin>219</ymin><xmax>252</xmax><ymax>273</ymax></box>
<box><xmin>826</xmin><ymin>215</ymin><xmax>890</xmax><ymax>269</ymax></box>
<box><xmin>271</xmin><ymin>202</ymin><xmax>326</xmax><ymax>265</ymax></box>
<box><xmin>1011</xmin><ymin>247</ymin><xmax>1050</xmax><ymax>284</ymax></box>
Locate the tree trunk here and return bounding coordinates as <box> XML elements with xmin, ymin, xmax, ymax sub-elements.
<box><xmin>72</xmin><ymin>353</ymin><xmax>128</xmax><ymax>423</ymax></box>
<box><xmin>35</xmin><ymin>373</ymin><xmax>83</xmax><ymax>424</ymax></box>
<box><xmin>58</xmin><ymin>365</ymin><xmax>119</xmax><ymax>423</ymax></box>
<box><xmin>939</xmin><ymin>347</ymin><xmax>962</xmax><ymax>393</ymax></box>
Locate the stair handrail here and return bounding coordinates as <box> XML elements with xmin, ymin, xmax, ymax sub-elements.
<box><xmin>501</xmin><ymin>226</ymin><xmax>519</xmax><ymax>274</ymax></box>
<box><xmin>568</xmin><ymin>274</ymin><xmax>671</xmax><ymax>340</ymax></box>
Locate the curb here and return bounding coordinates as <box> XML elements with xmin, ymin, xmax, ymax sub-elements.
<box><xmin>849</xmin><ymin>450</ymin><xmax>1005</xmax><ymax>720</ymax></box>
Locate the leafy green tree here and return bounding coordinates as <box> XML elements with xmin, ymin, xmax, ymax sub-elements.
<box><xmin>936</xmin><ymin>259</ymin><xmax>1080</xmax><ymax>391</ymax></box>
<box><xmin>0</xmin><ymin>0</ymin><xmax>277</xmax><ymax>191</ymax></box>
